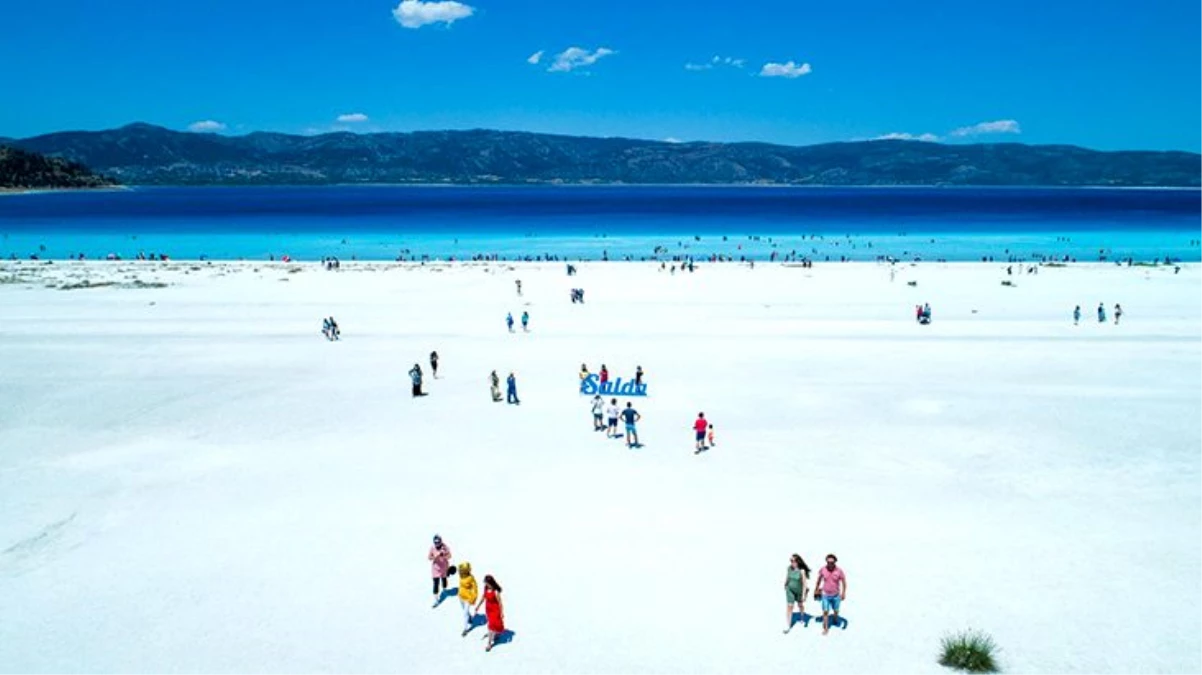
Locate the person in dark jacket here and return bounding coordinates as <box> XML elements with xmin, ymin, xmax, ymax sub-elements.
<box><xmin>409</xmin><ymin>364</ymin><xmax>424</xmax><ymax>397</ymax></box>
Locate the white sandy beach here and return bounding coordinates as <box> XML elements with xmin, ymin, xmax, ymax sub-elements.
<box><xmin>0</xmin><ymin>260</ymin><xmax>1199</xmax><ymax>674</ymax></box>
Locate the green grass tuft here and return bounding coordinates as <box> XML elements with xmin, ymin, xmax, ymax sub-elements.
<box><xmin>939</xmin><ymin>629</ymin><xmax>999</xmax><ymax>673</ymax></box>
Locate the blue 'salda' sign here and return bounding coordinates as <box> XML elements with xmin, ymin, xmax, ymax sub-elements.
<box><xmin>580</xmin><ymin>374</ymin><xmax>648</xmax><ymax>397</ymax></box>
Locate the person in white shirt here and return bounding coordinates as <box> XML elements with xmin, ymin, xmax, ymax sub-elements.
<box><xmin>605</xmin><ymin>398</ymin><xmax>620</xmax><ymax>438</ymax></box>
<box><xmin>591</xmin><ymin>395</ymin><xmax>605</xmax><ymax>431</ymax></box>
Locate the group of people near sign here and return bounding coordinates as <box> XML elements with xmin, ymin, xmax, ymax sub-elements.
<box><xmin>589</xmin><ymin>395</ymin><xmax>642</xmax><ymax>448</ymax></box>
<box><xmin>427</xmin><ymin>534</ymin><xmax>508</xmax><ymax>652</ymax></box>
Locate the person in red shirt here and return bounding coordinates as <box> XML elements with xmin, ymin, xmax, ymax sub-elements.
<box><xmin>693</xmin><ymin>412</ymin><xmax>709</xmax><ymax>454</ymax></box>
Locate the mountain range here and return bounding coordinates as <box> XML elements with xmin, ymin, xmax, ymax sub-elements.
<box><xmin>5</xmin><ymin>123</ymin><xmax>1199</xmax><ymax>187</ymax></box>
<box><xmin>0</xmin><ymin>145</ymin><xmax>117</xmax><ymax>189</ymax></box>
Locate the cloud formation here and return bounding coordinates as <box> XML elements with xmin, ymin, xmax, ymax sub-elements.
<box><xmin>548</xmin><ymin>46</ymin><xmax>615</xmax><ymax>72</ymax></box>
<box><xmin>391</xmin><ymin>0</ymin><xmax>474</xmax><ymax>29</ymax></box>
<box><xmin>875</xmin><ymin>132</ymin><xmax>939</xmax><ymax>142</ymax></box>
<box><xmin>527</xmin><ymin>50</ymin><xmax>544</xmax><ymax>65</ymax></box>
<box><xmin>685</xmin><ymin>55</ymin><xmax>745</xmax><ymax>71</ymax></box>
<box><xmin>949</xmin><ymin>119</ymin><xmax>1021</xmax><ymax>137</ymax></box>
<box><xmin>759</xmin><ymin>61</ymin><xmax>812</xmax><ymax>78</ymax></box>
<box><xmin>187</xmin><ymin>120</ymin><xmax>226</xmax><ymax>132</ymax></box>
<box><xmin>336</xmin><ymin>113</ymin><xmax>369</xmax><ymax>123</ymax></box>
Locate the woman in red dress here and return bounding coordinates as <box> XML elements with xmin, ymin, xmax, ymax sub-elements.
<box><xmin>474</xmin><ymin>575</ymin><xmax>505</xmax><ymax>652</ymax></box>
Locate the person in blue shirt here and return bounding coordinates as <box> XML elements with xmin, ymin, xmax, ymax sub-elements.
<box><xmin>506</xmin><ymin>313</ymin><xmax>514</xmax><ymax>333</ymax></box>
<box><xmin>1097</xmin><ymin>303</ymin><xmax>1106</xmax><ymax>323</ymax></box>
<box><xmin>506</xmin><ymin>372</ymin><xmax>520</xmax><ymax>405</ymax></box>
<box><xmin>1073</xmin><ymin>305</ymin><xmax>1081</xmax><ymax>325</ymax></box>
<box><xmin>621</xmin><ymin>402</ymin><xmax>641</xmax><ymax>448</ymax></box>
<box><xmin>521</xmin><ymin>311</ymin><xmax>530</xmax><ymax>332</ymax></box>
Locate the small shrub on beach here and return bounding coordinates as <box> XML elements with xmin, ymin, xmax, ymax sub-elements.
<box><xmin>939</xmin><ymin>630</ymin><xmax>999</xmax><ymax>673</ymax></box>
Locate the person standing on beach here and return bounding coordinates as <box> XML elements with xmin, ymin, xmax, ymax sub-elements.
<box><xmin>475</xmin><ymin>575</ymin><xmax>506</xmax><ymax>652</ymax></box>
<box><xmin>1114</xmin><ymin>304</ymin><xmax>1123</xmax><ymax>325</ymax></box>
<box><xmin>783</xmin><ymin>554</ymin><xmax>811</xmax><ymax>633</ymax></box>
<box><xmin>693</xmin><ymin>412</ymin><xmax>708</xmax><ymax>453</ymax></box>
<box><xmin>814</xmin><ymin>554</ymin><xmax>847</xmax><ymax>636</ymax></box>
<box><xmin>580</xmin><ymin>363</ymin><xmax>590</xmax><ymax>383</ymax></box>
<box><xmin>1097</xmin><ymin>303</ymin><xmax>1107</xmax><ymax>323</ymax></box>
<box><xmin>635</xmin><ymin>365</ymin><xmax>644</xmax><ymax>386</ymax></box>
<box><xmin>621</xmin><ymin>402</ymin><xmax>641</xmax><ymax>448</ymax></box>
<box><xmin>457</xmin><ymin>562</ymin><xmax>479</xmax><ymax>636</ymax></box>
<box><xmin>430</xmin><ymin>351</ymin><xmax>440</xmax><ymax>378</ymax></box>
<box><xmin>490</xmin><ymin>370</ymin><xmax>502</xmax><ymax>402</ymax></box>
<box><xmin>409</xmin><ymin>364</ymin><xmax>425</xmax><ymax>397</ymax></box>
<box><xmin>428</xmin><ymin>534</ymin><xmax>453</xmax><ymax>607</ymax></box>
<box><xmin>506</xmin><ymin>372</ymin><xmax>520</xmax><ymax>405</ymax></box>
<box><xmin>605</xmin><ymin>398</ymin><xmax>620</xmax><ymax>438</ymax></box>
<box><xmin>506</xmin><ymin>313</ymin><xmax>514</xmax><ymax>333</ymax></box>
<box><xmin>515</xmin><ymin>280</ymin><xmax>522</xmax><ymax>296</ymax></box>
<box><xmin>591</xmin><ymin>394</ymin><xmax>605</xmax><ymax>431</ymax></box>
<box><xmin>708</xmin><ymin>424</ymin><xmax>715</xmax><ymax>448</ymax></box>
<box><xmin>1073</xmin><ymin>305</ymin><xmax>1081</xmax><ymax>325</ymax></box>
<box><xmin>521</xmin><ymin>311</ymin><xmax>529</xmax><ymax>332</ymax></box>
<box><xmin>599</xmin><ymin>365</ymin><xmax>609</xmax><ymax>386</ymax></box>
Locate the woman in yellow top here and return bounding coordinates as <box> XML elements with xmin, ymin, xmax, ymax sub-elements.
<box><xmin>457</xmin><ymin>562</ymin><xmax>479</xmax><ymax>637</ymax></box>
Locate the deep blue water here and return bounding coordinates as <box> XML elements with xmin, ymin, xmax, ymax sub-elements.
<box><xmin>1</xmin><ymin>186</ymin><xmax>1199</xmax><ymax>261</ymax></box>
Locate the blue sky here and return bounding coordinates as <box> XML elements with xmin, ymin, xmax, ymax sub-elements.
<box><xmin>2</xmin><ymin>0</ymin><xmax>1199</xmax><ymax>150</ymax></box>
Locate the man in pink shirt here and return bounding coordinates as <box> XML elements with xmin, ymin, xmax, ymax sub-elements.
<box><xmin>814</xmin><ymin>553</ymin><xmax>847</xmax><ymax>635</ymax></box>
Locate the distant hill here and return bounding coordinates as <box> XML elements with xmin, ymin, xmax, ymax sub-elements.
<box><xmin>0</xmin><ymin>145</ymin><xmax>118</xmax><ymax>189</ymax></box>
<box><xmin>9</xmin><ymin>123</ymin><xmax>1200</xmax><ymax>187</ymax></box>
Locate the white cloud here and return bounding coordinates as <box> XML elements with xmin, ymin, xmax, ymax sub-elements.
<box><xmin>685</xmin><ymin>55</ymin><xmax>745</xmax><ymax>71</ymax></box>
<box><xmin>548</xmin><ymin>46</ymin><xmax>615</xmax><ymax>73</ymax></box>
<box><xmin>527</xmin><ymin>50</ymin><xmax>544</xmax><ymax>65</ymax></box>
<box><xmin>187</xmin><ymin>120</ymin><xmax>226</xmax><ymax>133</ymax></box>
<box><xmin>391</xmin><ymin>0</ymin><xmax>474</xmax><ymax>29</ymax></box>
<box><xmin>663</xmin><ymin>137</ymin><xmax>683</xmax><ymax>143</ymax></box>
<box><xmin>875</xmin><ymin>132</ymin><xmax>940</xmax><ymax>142</ymax></box>
<box><xmin>759</xmin><ymin>61</ymin><xmax>812</xmax><ymax>78</ymax></box>
<box><xmin>949</xmin><ymin>119</ymin><xmax>1021</xmax><ymax>137</ymax></box>
<box><xmin>336</xmin><ymin>113</ymin><xmax>369</xmax><ymax>123</ymax></box>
